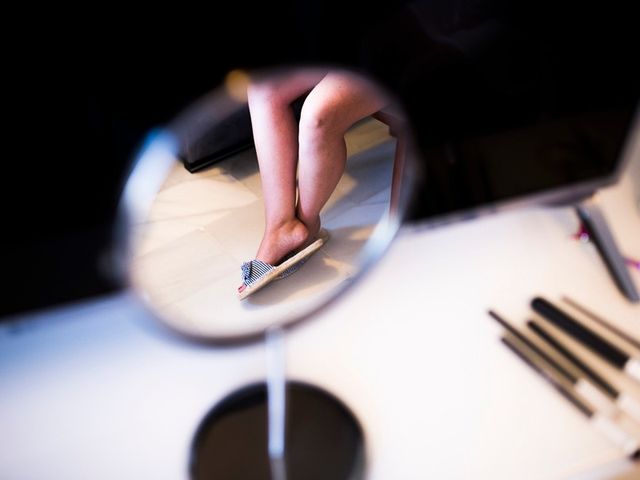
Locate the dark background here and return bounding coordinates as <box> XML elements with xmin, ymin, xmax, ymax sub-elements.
<box><xmin>2</xmin><ymin>0</ymin><xmax>637</xmax><ymax>318</ymax></box>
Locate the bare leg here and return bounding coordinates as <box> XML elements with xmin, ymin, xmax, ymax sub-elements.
<box><xmin>296</xmin><ymin>72</ymin><xmax>389</xmax><ymax>237</ymax></box>
<box><xmin>247</xmin><ymin>70</ymin><xmax>326</xmax><ymax>259</ymax></box>
<box><xmin>240</xmin><ymin>70</ymin><xmax>326</xmax><ymax>292</ymax></box>
<box><xmin>241</xmin><ymin>70</ymin><xmax>388</xmax><ymax>293</ymax></box>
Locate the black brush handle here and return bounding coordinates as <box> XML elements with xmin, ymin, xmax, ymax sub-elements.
<box><xmin>531</xmin><ymin>297</ymin><xmax>629</xmax><ymax>368</ymax></box>
<box><xmin>500</xmin><ymin>337</ymin><xmax>592</xmax><ymax>418</ymax></box>
<box><xmin>562</xmin><ymin>296</ymin><xmax>640</xmax><ymax>351</ymax></box>
<box><xmin>527</xmin><ymin>320</ymin><xmax>619</xmax><ymax>399</ymax></box>
<box><xmin>489</xmin><ymin>310</ymin><xmax>578</xmax><ymax>383</ymax></box>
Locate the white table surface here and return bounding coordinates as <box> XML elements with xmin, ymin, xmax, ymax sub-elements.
<box><xmin>1</xmin><ymin>148</ymin><xmax>639</xmax><ymax>479</ymax></box>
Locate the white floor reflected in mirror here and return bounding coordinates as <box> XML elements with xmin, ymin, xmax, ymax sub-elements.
<box><xmin>130</xmin><ymin>117</ymin><xmax>396</xmax><ymax>338</ymax></box>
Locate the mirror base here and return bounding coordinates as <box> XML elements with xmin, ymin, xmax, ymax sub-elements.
<box><xmin>190</xmin><ymin>381</ymin><xmax>365</xmax><ymax>480</ymax></box>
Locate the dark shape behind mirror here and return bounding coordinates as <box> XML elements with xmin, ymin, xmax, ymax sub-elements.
<box><xmin>378</xmin><ymin>1</ymin><xmax>639</xmax><ymax>301</ymax></box>
<box><xmin>381</xmin><ymin>0</ymin><xmax>639</xmax><ymax>227</ymax></box>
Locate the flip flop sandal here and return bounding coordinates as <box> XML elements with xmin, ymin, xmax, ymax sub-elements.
<box><xmin>237</xmin><ymin>229</ymin><xmax>329</xmax><ymax>300</ymax></box>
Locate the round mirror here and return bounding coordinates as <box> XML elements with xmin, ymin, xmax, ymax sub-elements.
<box><xmin>115</xmin><ymin>65</ymin><xmax>417</xmax><ymax>343</ymax></box>
<box><xmin>112</xmin><ymin>66</ymin><xmax>418</xmax><ymax>479</ymax></box>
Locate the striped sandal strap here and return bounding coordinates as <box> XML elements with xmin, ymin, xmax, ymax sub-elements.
<box><xmin>241</xmin><ymin>260</ymin><xmax>275</xmax><ymax>287</ymax></box>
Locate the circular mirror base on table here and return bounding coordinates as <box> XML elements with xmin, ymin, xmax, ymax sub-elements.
<box><xmin>190</xmin><ymin>381</ymin><xmax>365</xmax><ymax>480</ymax></box>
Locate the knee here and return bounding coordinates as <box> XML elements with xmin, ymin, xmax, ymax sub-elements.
<box><xmin>247</xmin><ymin>81</ymin><xmax>289</xmax><ymax>108</ymax></box>
<box><xmin>298</xmin><ymin>102</ymin><xmax>344</xmax><ymax>146</ymax></box>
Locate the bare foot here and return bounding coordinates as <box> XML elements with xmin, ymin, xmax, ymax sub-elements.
<box><xmin>256</xmin><ymin>219</ymin><xmax>311</xmax><ymax>264</ymax></box>
<box><xmin>238</xmin><ymin>218</ymin><xmax>316</xmax><ymax>293</ymax></box>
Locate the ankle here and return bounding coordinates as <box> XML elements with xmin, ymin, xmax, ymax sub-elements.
<box><xmin>264</xmin><ymin>218</ymin><xmax>307</xmax><ymax>239</ymax></box>
<box><xmin>298</xmin><ymin>215</ymin><xmax>321</xmax><ymax>239</ymax></box>
<box><xmin>295</xmin><ymin>206</ymin><xmax>319</xmax><ymax>233</ymax></box>
<box><xmin>257</xmin><ymin>219</ymin><xmax>310</xmax><ymax>264</ymax></box>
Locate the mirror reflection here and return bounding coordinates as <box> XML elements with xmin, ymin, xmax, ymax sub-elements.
<box><xmin>126</xmin><ymin>67</ymin><xmax>408</xmax><ymax>341</ymax></box>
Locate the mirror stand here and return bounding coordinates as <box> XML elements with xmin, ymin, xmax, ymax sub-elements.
<box><xmin>189</xmin><ymin>326</ymin><xmax>366</xmax><ymax>480</ymax></box>
<box><xmin>117</xmin><ymin>67</ymin><xmax>411</xmax><ymax>480</ymax></box>
<box><xmin>265</xmin><ymin>326</ymin><xmax>287</xmax><ymax>480</ymax></box>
